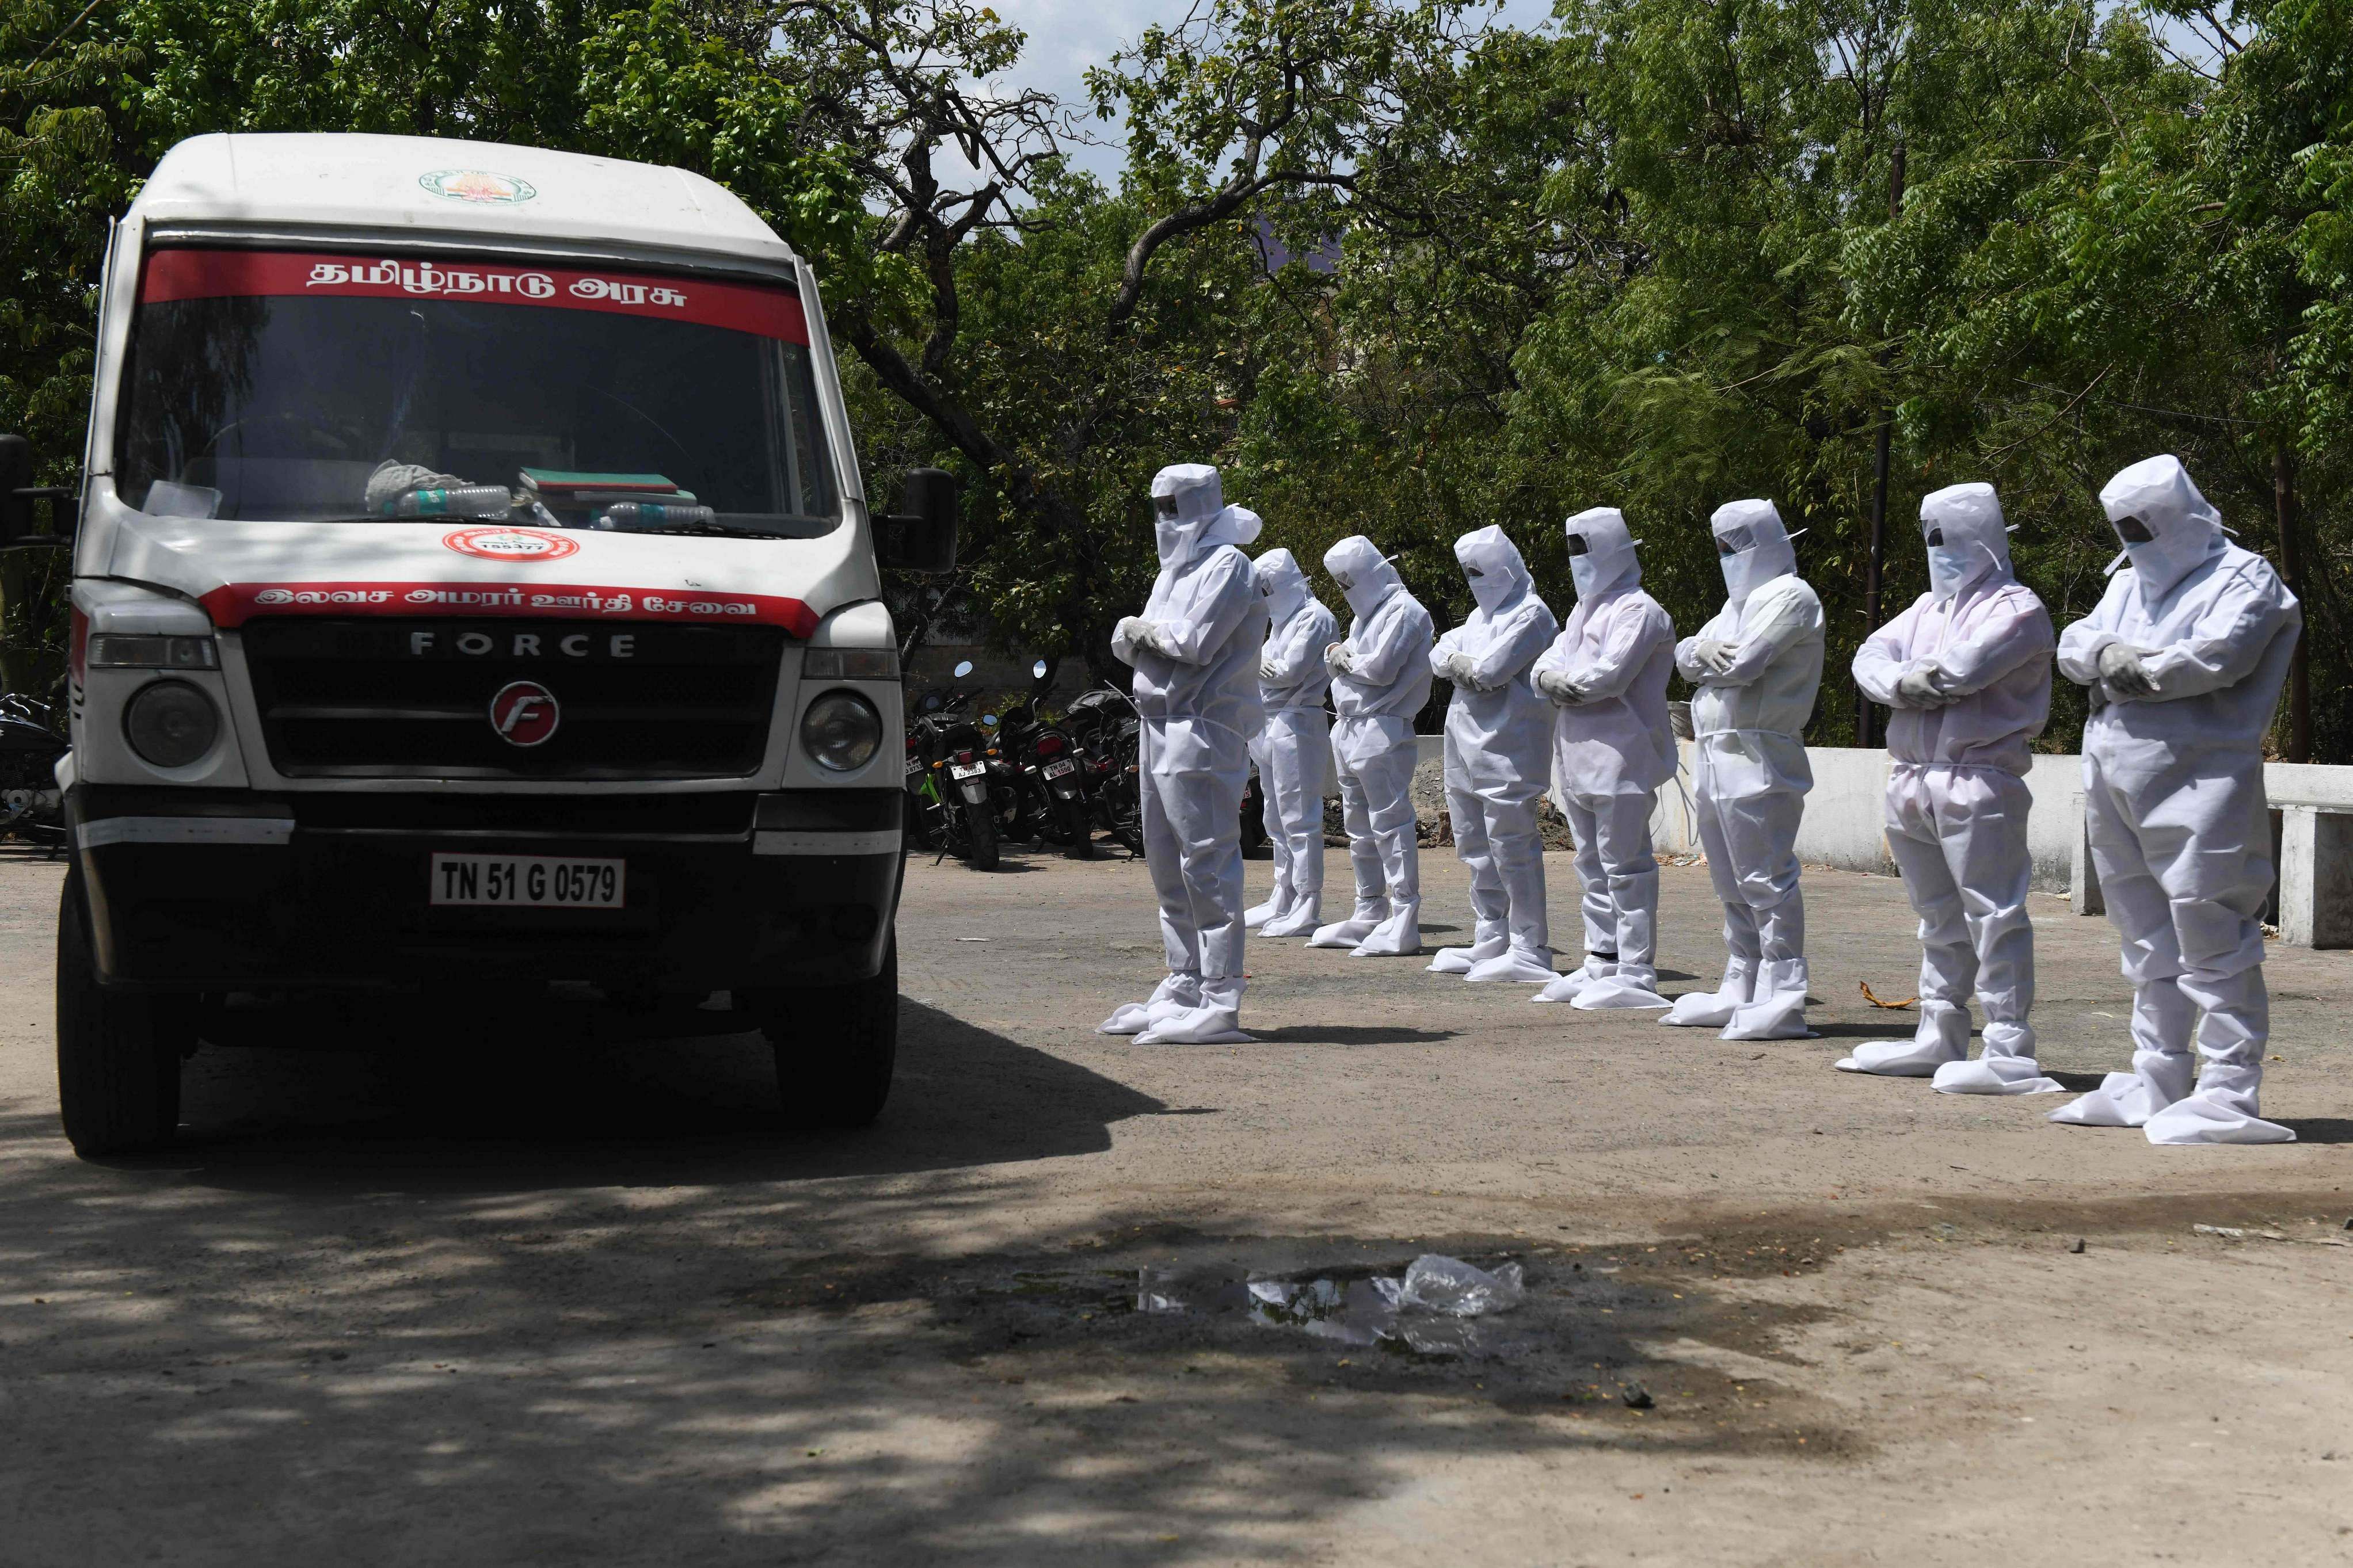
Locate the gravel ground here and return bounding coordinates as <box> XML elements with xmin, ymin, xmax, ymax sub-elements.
<box><xmin>2</xmin><ymin>835</ymin><xmax>2351</xmax><ymax>1566</ymax></box>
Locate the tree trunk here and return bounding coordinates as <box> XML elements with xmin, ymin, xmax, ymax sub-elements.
<box><xmin>1853</xmin><ymin>143</ymin><xmax>1905</xmax><ymax>750</ymax></box>
<box><xmin>2274</xmin><ymin>443</ymin><xmax>2310</xmax><ymax>763</ymax></box>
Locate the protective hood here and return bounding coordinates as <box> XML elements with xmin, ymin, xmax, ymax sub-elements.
<box><xmin>1565</xmin><ymin>506</ymin><xmax>1640</xmax><ymax>602</ymax></box>
<box><xmin>1324</xmin><ymin>535</ymin><xmax>1402</xmax><ymax>620</ymax></box>
<box><xmin>1712</xmin><ymin>498</ymin><xmax>1798</xmax><ymax>607</ymax></box>
<box><xmin>1920</xmin><ymin>482</ymin><xmax>2013</xmax><ymax>602</ymax></box>
<box><xmin>1254</xmin><ymin>545</ymin><xmax>1309</xmax><ymax>624</ymax></box>
<box><xmin>1149</xmin><ymin>463</ymin><xmax>1225</xmax><ymax>568</ymax></box>
<box><xmin>1453</xmin><ymin>525</ymin><xmax>1532</xmax><ymax>615</ymax></box>
<box><xmin>2100</xmin><ymin>454</ymin><xmax>2223</xmax><ymax>597</ymax></box>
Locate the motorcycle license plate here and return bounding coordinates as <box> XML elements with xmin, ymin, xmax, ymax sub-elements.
<box><xmin>430</xmin><ymin>853</ymin><xmax>624</xmax><ymax>909</ymax></box>
<box><xmin>949</xmin><ymin>763</ymin><xmax>987</xmax><ymax>780</ymax></box>
<box><xmin>1044</xmin><ymin>758</ymin><xmax>1077</xmax><ymax>779</ymax></box>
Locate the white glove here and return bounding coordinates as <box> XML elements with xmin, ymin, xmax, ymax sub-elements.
<box><xmin>1669</xmin><ymin>703</ymin><xmax>1695</xmax><ymax>740</ymax></box>
<box><xmin>1258</xmin><ymin>656</ymin><xmax>1280</xmax><ymax>681</ymax></box>
<box><xmin>1326</xmin><ymin>642</ymin><xmax>1356</xmax><ymax>676</ymax></box>
<box><xmin>1446</xmin><ymin>652</ymin><xmax>1482</xmax><ymax>688</ymax></box>
<box><xmin>2097</xmin><ymin>641</ymin><xmax>2158</xmax><ymax>699</ymax></box>
<box><xmin>1114</xmin><ymin>616</ymin><xmax>1150</xmax><ymax>653</ymax></box>
<box><xmin>1535</xmin><ymin>668</ymin><xmax>1585</xmax><ymax>705</ymax></box>
<box><xmin>1894</xmin><ymin>666</ymin><xmax>1949</xmax><ymax>708</ymax></box>
<box><xmin>1695</xmin><ymin>638</ymin><xmax>1737</xmax><ymax>676</ymax></box>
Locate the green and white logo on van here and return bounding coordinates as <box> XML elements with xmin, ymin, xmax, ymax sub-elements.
<box><xmin>418</xmin><ymin>169</ymin><xmax>538</xmax><ymax>205</ymax></box>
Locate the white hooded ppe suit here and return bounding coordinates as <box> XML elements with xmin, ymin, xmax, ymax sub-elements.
<box><xmin>1427</xmin><ymin>527</ymin><xmax>1561</xmax><ymax>983</ymax></box>
<box><xmin>2048</xmin><ymin>456</ymin><xmax>2302</xmax><ymax>1144</ymax></box>
<box><xmin>1098</xmin><ymin>464</ymin><xmax>1267</xmax><ymax>1043</ymax></box>
<box><xmin>1311</xmin><ymin>536</ymin><xmax>1435</xmax><ymax>957</ymax></box>
<box><xmin>1663</xmin><ymin>499</ymin><xmax>1825</xmax><ymax>1040</ymax></box>
<box><xmin>1529</xmin><ymin>508</ymin><xmax>1679</xmax><ymax>1008</ymax></box>
<box><xmin>1841</xmin><ymin>483</ymin><xmax>2060</xmax><ymax>1091</ymax></box>
<box><xmin>1246</xmin><ymin>547</ymin><xmax>1339</xmax><ymax>938</ymax></box>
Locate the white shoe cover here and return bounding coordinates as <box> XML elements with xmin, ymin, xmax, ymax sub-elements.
<box><xmin>1259</xmin><ymin>898</ymin><xmax>1322</xmax><ymax>937</ymax></box>
<box><xmin>1931</xmin><ymin>1056</ymin><xmax>2064</xmax><ymax>1095</ymax></box>
<box><xmin>2048</xmin><ymin>1070</ymin><xmax>2176</xmax><ymax>1128</ymax></box>
<box><xmin>1465</xmin><ymin>947</ymin><xmax>1558</xmax><ymax>984</ymax></box>
<box><xmin>1533</xmin><ymin>957</ymin><xmax>1610</xmax><ymax>1005</ymax></box>
<box><xmin>1722</xmin><ymin>991</ymin><xmax>1811</xmax><ymax>1040</ymax></box>
<box><xmin>1662</xmin><ymin>960</ymin><xmax>1753</xmax><ymax>1028</ymax></box>
<box><xmin>1243</xmin><ymin>897</ymin><xmax>1281</xmax><ymax>929</ymax></box>
<box><xmin>1133</xmin><ymin>1005</ymin><xmax>1257</xmax><ymax>1046</ymax></box>
<box><xmin>1834</xmin><ymin>1039</ymin><xmax>1958</xmax><ymax>1076</ymax></box>
<box><xmin>1350</xmin><ymin>904</ymin><xmax>1421</xmax><ymax>957</ymax></box>
<box><xmin>1308</xmin><ymin>904</ymin><xmax>1388</xmax><ymax>949</ymax></box>
<box><xmin>1097</xmin><ymin>974</ymin><xmax>1201</xmax><ymax>1036</ymax></box>
<box><xmin>2142</xmin><ymin>1093</ymin><xmax>2295</xmax><ymax>1144</ymax></box>
<box><xmin>1427</xmin><ymin>934</ymin><xmax>1503</xmax><ymax>975</ymax></box>
<box><xmin>1661</xmin><ymin>990</ymin><xmax>1738</xmax><ymax>1027</ymax></box>
<box><xmin>1572</xmin><ymin>975</ymin><xmax>1672</xmax><ymax>1010</ymax></box>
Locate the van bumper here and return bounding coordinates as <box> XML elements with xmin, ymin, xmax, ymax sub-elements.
<box><xmin>67</xmin><ymin>785</ymin><xmax>903</xmax><ymax>993</ymax></box>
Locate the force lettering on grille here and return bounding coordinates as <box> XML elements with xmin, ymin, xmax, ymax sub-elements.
<box><xmin>430</xmin><ymin>853</ymin><xmax>625</xmax><ymax>908</ymax></box>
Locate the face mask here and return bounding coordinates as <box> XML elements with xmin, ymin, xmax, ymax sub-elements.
<box><xmin>1926</xmin><ymin>546</ymin><xmax>1978</xmax><ymax>601</ymax></box>
<box><xmin>1718</xmin><ymin>535</ymin><xmax>1775</xmax><ymax>605</ymax></box>
<box><xmin>1465</xmin><ymin>564</ymin><xmax>1512</xmax><ymax>613</ymax></box>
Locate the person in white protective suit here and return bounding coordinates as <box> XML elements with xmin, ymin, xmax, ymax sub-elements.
<box><xmin>1426</xmin><ymin>527</ymin><xmax>1562</xmax><ymax>982</ymax></box>
<box><xmin>1528</xmin><ymin>508</ymin><xmax>1680</xmax><ymax>1009</ymax></box>
<box><xmin>1661</xmin><ymin>499</ymin><xmax>1826</xmax><ymax>1040</ymax></box>
<box><xmin>1244</xmin><ymin>546</ymin><xmax>1339</xmax><ymax>938</ymax></box>
<box><xmin>1838</xmin><ymin>483</ymin><xmax>2062</xmax><ymax>1092</ymax></box>
<box><xmin>2047</xmin><ymin>455</ymin><xmax>2302</xmax><ymax>1144</ymax></box>
<box><xmin>1309</xmin><ymin>536</ymin><xmax>1435</xmax><ymax>957</ymax></box>
<box><xmin>1097</xmin><ymin>464</ymin><xmax>1268</xmax><ymax>1044</ymax></box>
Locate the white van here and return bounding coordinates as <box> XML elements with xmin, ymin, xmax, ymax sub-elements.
<box><xmin>14</xmin><ymin>134</ymin><xmax>957</xmax><ymax>1154</ymax></box>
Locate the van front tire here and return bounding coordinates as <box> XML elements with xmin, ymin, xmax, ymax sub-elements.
<box><xmin>762</xmin><ymin>934</ymin><xmax>897</xmax><ymax>1129</ymax></box>
<box><xmin>56</xmin><ymin>867</ymin><xmax>184</xmax><ymax>1157</ymax></box>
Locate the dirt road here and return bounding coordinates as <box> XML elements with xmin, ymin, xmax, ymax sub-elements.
<box><xmin>3</xmin><ymin>841</ymin><xmax>2350</xmax><ymax>1565</ymax></box>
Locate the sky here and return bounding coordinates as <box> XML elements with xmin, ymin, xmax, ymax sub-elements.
<box><xmin>976</xmin><ymin>0</ymin><xmax>1555</xmax><ymax>185</ymax></box>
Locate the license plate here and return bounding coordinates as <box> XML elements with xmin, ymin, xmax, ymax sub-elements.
<box><xmin>1044</xmin><ymin>758</ymin><xmax>1077</xmax><ymax>779</ymax></box>
<box><xmin>950</xmin><ymin>763</ymin><xmax>987</xmax><ymax>780</ymax></box>
<box><xmin>430</xmin><ymin>853</ymin><xmax>625</xmax><ymax>908</ymax></box>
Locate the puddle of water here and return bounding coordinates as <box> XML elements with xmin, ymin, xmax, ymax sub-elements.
<box><xmin>1134</xmin><ymin>1268</ymin><xmax>1541</xmax><ymax>1360</ymax></box>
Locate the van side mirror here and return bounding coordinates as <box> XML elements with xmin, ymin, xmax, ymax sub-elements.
<box><xmin>0</xmin><ymin>434</ymin><xmax>78</xmax><ymax>548</ymax></box>
<box><xmin>876</xmin><ymin>467</ymin><xmax>958</xmax><ymax>573</ymax></box>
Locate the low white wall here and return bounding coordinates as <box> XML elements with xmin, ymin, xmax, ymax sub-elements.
<box><xmin>1643</xmin><ymin>746</ymin><xmax>2082</xmax><ymax>894</ymax></box>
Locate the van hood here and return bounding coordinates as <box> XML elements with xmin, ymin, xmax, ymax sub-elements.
<box><xmin>102</xmin><ymin>508</ymin><xmax>878</xmax><ymax>640</ymax></box>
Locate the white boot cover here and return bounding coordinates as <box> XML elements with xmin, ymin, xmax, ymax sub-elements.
<box><xmin>1837</xmin><ymin>1000</ymin><xmax>1970</xmax><ymax>1076</ymax></box>
<box><xmin>1573</xmin><ymin>963</ymin><xmax>1671</xmax><ymax>1010</ymax></box>
<box><xmin>1661</xmin><ymin>959</ymin><xmax>1754</xmax><ymax>1028</ymax></box>
<box><xmin>2143</xmin><ymin>1041</ymin><xmax>2293</xmax><ymax>1144</ymax></box>
<box><xmin>1466</xmin><ymin>945</ymin><xmax>1558</xmax><ymax>984</ymax></box>
<box><xmin>1720</xmin><ymin>958</ymin><xmax>1813</xmax><ymax>1041</ymax></box>
<box><xmin>1309</xmin><ymin>900</ymin><xmax>1388</xmax><ymax>949</ymax></box>
<box><xmin>1429</xmin><ymin>928</ymin><xmax>1506</xmax><ymax>975</ymax></box>
<box><xmin>2051</xmin><ymin>979</ymin><xmax>2195</xmax><ymax>1126</ymax></box>
<box><xmin>1259</xmin><ymin>896</ymin><xmax>1322</xmax><ymax>938</ymax></box>
<box><xmin>1243</xmin><ymin>896</ymin><xmax>1281</xmax><ymax>929</ymax></box>
<box><xmin>1533</xmin><ymin>955</ymin><xmax>1613</xmax><ymax>1004</ymax></box>
<box><xmin>1099</xmin><ymin>971</ymin><xmax>1202</xmax><ymax>1035</ymax></box>
<box><xmin>1135</xmin><ymin>976</ymin><xmax>1255</xmax><ymax>1045</ymax></box>
<box><xmin>1351</xmin><ymin>901</ymin><xmax>1422</xmax><ymax>957</ymax></box>
<box><xmin>1932</xmin><ymin>1020</ymin><xmax>2063</xmax><ymax>1094</ymax></box>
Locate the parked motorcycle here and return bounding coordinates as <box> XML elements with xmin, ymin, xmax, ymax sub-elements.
<box><xmin>994</xmin><ymin>659</ymin><xmax>1092</xmax><ymax>857</ymax></box>
<box><xmin>904</xmin><ymin>662</ymin><xmax>999</xmax><ymax>870</ymax></box>
<box><xmin>1064</xmin><ymin>683</ymin><xmax>1145</xmax><ymax>857</ymax></box>
<box><xmin>0</xmin><ymin>692</ymin><xmax>66</xmax><ymax>852</ymax></box>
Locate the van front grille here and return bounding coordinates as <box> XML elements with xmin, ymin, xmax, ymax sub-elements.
<box><xmin>240</xmin><ymin>619</ymin><xmax>784</xmax><ymax>779</ymax></box>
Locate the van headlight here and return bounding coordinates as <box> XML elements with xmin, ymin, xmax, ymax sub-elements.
<box><xmin>801</xmin><ymin>690</ymin><xmax>882</xmax><ymax>772</ymax></box>
<box><xmin>123</xmin><ymin>680</ymin><xmax>222</xmax><ymax>769</ymax></box>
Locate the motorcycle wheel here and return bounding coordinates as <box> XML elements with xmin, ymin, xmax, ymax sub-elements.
<box><xmin>965</xmin><ymin>801</ymin><xmax>1000</xmax><ymax>871</ymax></box>
<box><xmin>1061</xmin><ymin>798</ymin><xmax>1094</xmax><ymax>860</ymax></box>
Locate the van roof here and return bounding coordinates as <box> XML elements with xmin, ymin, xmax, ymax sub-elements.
<box><xmin>130</xmin><ymin>133</ymin><xmax>798</xmax><ymax>270</ymax></box>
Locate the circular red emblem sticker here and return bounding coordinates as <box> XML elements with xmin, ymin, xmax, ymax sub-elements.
<box><xmin>489</xmin><ymin>681</ymin><xmax>561</xmax><ymax>747</ymax></box>
<box><xmin>443</xmin><ymin>527</ymin><xmax>580</xmax><ymax>562</ymax></box>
